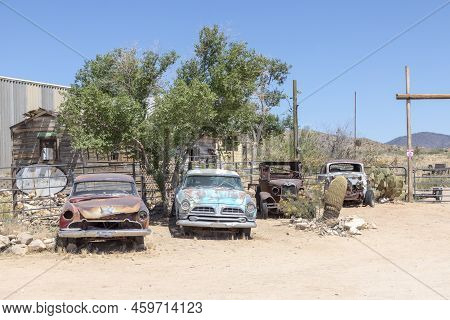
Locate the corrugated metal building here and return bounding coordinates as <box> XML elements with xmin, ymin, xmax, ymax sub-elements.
<box><xmin>0</xmin><ymin>76</ymin><xmax>69</xmax><ymax>168</ymax></box>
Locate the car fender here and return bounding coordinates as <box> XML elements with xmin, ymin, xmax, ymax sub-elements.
<box><xmin>259</xmin><ymin>191</ymin><xmax>274</xmax><ymax>203</ymax></box>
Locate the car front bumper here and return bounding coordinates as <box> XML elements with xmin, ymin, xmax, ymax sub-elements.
<box><xmin>58</xmin><ymin>228</ymin><xmax>151</xmax><ymax>238</ymax></box>
<box><xmin>176</xmin><ymin>220</ymin><xmax>256</xmax><ymax>229</ymax></box>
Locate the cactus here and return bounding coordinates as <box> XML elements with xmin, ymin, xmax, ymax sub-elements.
<box><xmin>369</xmin><ymin>168</ymin><xmax>404</xmax><ymax>200</ymax></box>
<box><xmin>323</xmin><ymin>176</ymin><xmax>347</xmax><ymax>219</ymax></box>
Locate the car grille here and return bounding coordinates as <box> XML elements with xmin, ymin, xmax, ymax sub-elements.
<box><xmin>222</xmin><ymin>207</ymin><xmax>244</xmax><ymax>214</ymax></box>
<box><xmin>188</xmin><ymin>215</ymin><xmax>247</xmax><ymax>223</ymax></box>
<box><xmin>191</xmin><ymin>206</ymin><xmax>215</xmax><ymax>214</ymax></box>
<box><xmin>68</xmin><ymin>220</ymin><xmax>143</xmax><ymax>230</ymax></box>
<box><xmin>281</xmin><ymin>185</ymin><xmax>297</xmax><ymax>196</ymax></box>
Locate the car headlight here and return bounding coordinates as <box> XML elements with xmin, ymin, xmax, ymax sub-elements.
<box><xmin>138</xmin><ymin>210</ymin><xmax>148</xmax><ymax>220</ymax></box>
<box><xmin>272</xmin><ymin>186</ymin><xmax>280</xmax><ymax>195</ymax></box>
<box><xmin>181</xmin><ymin>200</ymin><xmax>190</xmax><ymax>212</ymax></box>
<box><xmin>246</xmin><ymin>202</ymin><xmax>256</xmax><ymax>215</ymax></box>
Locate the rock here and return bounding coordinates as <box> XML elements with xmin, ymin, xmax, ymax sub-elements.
<box><xmin>0</xmin><ymin>235</ymin><xmax>10</xmax><ymax>249</ymax></box>
<box><xmin>7</xmin><ymin>234</ymin><xmax>17</xmax><ymax>241</ymax></box>
<box><xmin>7</xmin><ymin>244</ymin><xmax>28</xmax><ymax>255</ymax></box>
<box><xmin>43</xmin><ymin>238</ymin><xmax>55</xmax><ymax>245</ymax></box>
<box><xmin>295</xmin><ymin>222</ymin><xmax>309</xmax><ymax>230</ymax></box>
<box><xmin>343</xmin><ymin>217</ymin><xmax>366</xmax><ymax>231</ymax></box>
<box><xmin>348</xmin><ymin>227</ymin><xmax>362</xmax><ymax>235</ymax></box>
<box><xmin>10</xmin><ymin>239</ymin><xmax>18</xmax><ymax>245</ymax></box>
<box><xmin>17</xmin><ymin>233</ymin><xmax>33</xmax><ymax>245</ymax></box>
<box><xmin>325</xmin><ymin>218</ymin><xmax>339</xmax><ymax>228</ymax></box>
<box><xmin>28</xmin><ymin>239</ymin><xmax>46</xmax><ymax>252</ymax></box>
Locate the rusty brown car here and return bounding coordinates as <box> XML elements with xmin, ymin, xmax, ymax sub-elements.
<box><xmin>255</xmin><ymin>161</ymin><xmax>304</xmax><ymax>219</ymax></box>
<box><xmin>56</xmin><ymin>173</ymin><xmax>151</xmax><ymax>252</ymax></box>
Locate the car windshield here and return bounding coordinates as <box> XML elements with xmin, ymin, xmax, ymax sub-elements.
<box><xmin>329</xmin><ymin>163</ymin><xmax>362</xmax><ymax>173</ymax></box>
<box><xmin>72</xmin><ymin>181</ymin><xmax>137</xmax><ymax>197</ymax></box>
<box><xmin>184</xmin><ymin>175</ymin><xmax>243</xmax><ymax>190</ymax></box>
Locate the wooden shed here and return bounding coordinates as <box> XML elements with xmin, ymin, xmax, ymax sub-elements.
<box><xmin>9</xmin><ymin>108</ymin><xmax>79</xmax><ymax>167</ymax></box>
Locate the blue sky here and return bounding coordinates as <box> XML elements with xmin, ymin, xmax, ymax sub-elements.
<box><xmin>1</xmin><ymin>0</ymin><xmax>449</xmax><ymax>142</ymax></box>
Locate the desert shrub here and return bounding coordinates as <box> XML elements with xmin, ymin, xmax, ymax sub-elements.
<box><xmin>279</xmin><ymin>185</ymin><xmax>322</xmax><ymax>219</ymax></box>
<box><xmin>369</xmin><ymin>168</ymin><xmax>404</xmax><ymax>200</ymax></box>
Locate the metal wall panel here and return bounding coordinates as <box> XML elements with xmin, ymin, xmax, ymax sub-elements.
<box><xmin>0</xmin><ymin>76</ymin><xmax>68</xmax><ymax>168</ymax></box>
<box><xmin>26</xmin><ymin>84</ymin><xmax>42</xmax><ymax>111</ymax></box>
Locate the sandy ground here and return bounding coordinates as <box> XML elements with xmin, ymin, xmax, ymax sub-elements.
<box><xmin>0</xmin><ymin>202</ymin><xmax>449</xmax><ymax>300</ymax></box>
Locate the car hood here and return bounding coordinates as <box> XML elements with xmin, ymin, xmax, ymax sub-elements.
<box><xmin>70</xmin><ymin>196</ymin><xmax>142</xmax><ymax>219</ymax></box>
<box><xmin>328</xmin><ymin>172</ymin><xmax>365</xmax><ymax>185</ymax></box>
<box><xmin>269</xmin><ymin>179</ymin><xmax>303</xmax><ymax>187</ymax></box>
<box><xmin>180</xmin><ymin>188</ymin><xmax>248</xmax><ymax>206</ymax></box>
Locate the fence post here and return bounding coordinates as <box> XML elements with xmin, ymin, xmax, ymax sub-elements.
<box><xmin>141</xmin><ymin>173</ymin><xmax>146</xmax><ymax>203</ymax></box>
<box><xmin>250</xmin><ymin>161</ymin><xmax>253</xmax><ymax>186</ymax></box>
<box><xmin>11</xmin><ymin>167</ymin><xmax>17</xmax><ymax>217</ymax></box>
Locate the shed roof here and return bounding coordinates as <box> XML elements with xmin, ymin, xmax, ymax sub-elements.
<box><xmin>10</xmin><ymin>108</ymin><xmax>57</xmax><ymax>130</ymax></box>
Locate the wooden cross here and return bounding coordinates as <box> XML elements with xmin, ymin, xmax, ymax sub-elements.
<box><xmin>396</xmin><ymin>66</ymin><xmax>450</xmax><ymax>202</ymax></box>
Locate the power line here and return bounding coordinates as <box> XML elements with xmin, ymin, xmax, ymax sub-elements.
<box><xmin>0</xmin><ymin>0</ymin><xmax>87</xmax><ymax>60</ymax></box>
<box><xmin>354</xmin><ymin>236</ymin><xmax>447</xmax><ymax>300</ymax></box>
<box><xmin>300</xmin><ymin>1</ymin><xmax>450</xmax><ymax>104</ymax></box>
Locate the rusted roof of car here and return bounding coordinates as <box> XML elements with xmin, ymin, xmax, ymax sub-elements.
<box><xmin>186</xmin><ymin>168</ymin><xmax>240</xmax><ymax>177</ymax></box>
<box><xmin>74</xmin><ymin>173</ymin><xmax>135</xmax><ymax>183</ymax></box>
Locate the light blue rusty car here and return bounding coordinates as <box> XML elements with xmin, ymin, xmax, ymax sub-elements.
<box><xmin>174</xmin><ymin>168</ymin><xmax>257</xmax><ymax>238</ymax></box>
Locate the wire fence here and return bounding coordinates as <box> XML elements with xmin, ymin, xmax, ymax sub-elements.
<box><xmin>1</xmin><ymin>161</ymin><xmax>446</xmax><ymax>222</ymax></box>
<box><xmin>0</xmin><ymin>162</ymin><xmax>160</xmax><ymax>222</ymax></box>
<box><xmin>414</xmin><ymin>167</ymin><xmax>450</xmax><ymax>202</ymax></box>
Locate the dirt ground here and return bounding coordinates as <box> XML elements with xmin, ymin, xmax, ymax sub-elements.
<box><xmin>1</xmin><ymin>202</ymin><xmax>449</xmax><ymax>300</ymax></box>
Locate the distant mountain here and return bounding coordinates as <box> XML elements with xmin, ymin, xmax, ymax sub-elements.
<box><xmin>386</xmin><ymin>132</ymin><xmax>450</xmax><ymax>148</ymax></box>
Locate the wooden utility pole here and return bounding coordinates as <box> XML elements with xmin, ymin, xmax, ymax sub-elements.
<box><xmin>405</xmin><ymin>66</ymin><xmax>413</xmax><ymax>202</ymax></box>
<box><xmin>354</xmin><ymin>91</ymin><xmax>357</xmax><ymax>158</ymax></box>
<box><xmin>292</xmin><ymin>80</ymin><xmax>299</xmax><ymax>159</ymax></box>
<box><xmin>396</xmin><ymin>66</ymin><xmax>450</xmax><ymax>202</ymax></box>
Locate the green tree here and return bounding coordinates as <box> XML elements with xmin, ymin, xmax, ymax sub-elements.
<box><xmin>59</xmin><ymin>48</ymin><xmax>178</xmax><ymax>155</ymax></box>
<box><xmin>178</xmin><ymin>25</ymin><xmax>290</xmax><ymax>146</ymax></box>
<box><xmin>137</xmin><ymin>79</ymin><xmax>216</xmax><ymax>209</ymax></box>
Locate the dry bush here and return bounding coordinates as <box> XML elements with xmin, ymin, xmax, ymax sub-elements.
<box><xmin>279</xmin><ymin>185</ymin><xmax>322</xmax><ymax>219</ymax></box>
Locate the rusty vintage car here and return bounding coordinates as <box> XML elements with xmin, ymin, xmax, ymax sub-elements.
<box><xmin>318</xmin><ymin>160</ymin><xmax>375</xmax><ymax>207</ymax></box>
<box><xmin>255</xmin><ymin>161</ymin><xmax>304</xmax><ymax>219</ymax></box>
<box><xmin>174</xmin><ymin>169</ymin><xmax>257</xmax><ymax>238</ymax></box>
<box><xmin>56</xmin><ymin>173</ymin><xmax>151</xmax><ymax>251</ymax></box>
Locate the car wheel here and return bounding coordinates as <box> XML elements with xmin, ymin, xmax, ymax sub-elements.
<box><xmin>240</xmin><ymin>228</ymin><xmax>251</xmax><ymax>239</ymax></box>
<box><xmin>260</xmin><ymin>200</ymin><xmax>269</xmax><ymax>219</ymax></box>
<box><xmin>364</xmin><ymin>189</ymin><xmax>375</xmax><ymax>207</ymax></box>
<box><xmin>255</xmin><ymin>187</ymin><xmax>261</xmax><ymax>208</ymax></box>
<box><xmin>55</xmin><ymin>235</ymin><xmax>68</xmax><ymax>253</ymax></box>
<box><xmin>180</xmin><ymin>226</ymin><xmax>193</xmax><ymax>237</ymax></box>
<box><xmin>65</xmin><ymin>239</ymin><xmax>78</xmax><ymax>253</ymax></box>
<box><xmin>170</xmin><ymin>200</ymin><xmax>177</xmax><ymax>217</ymax></box>
<box><xmin>133</xmin><ymin>236</ymin><xmax>146</xmax><ymax>251</ymax></box>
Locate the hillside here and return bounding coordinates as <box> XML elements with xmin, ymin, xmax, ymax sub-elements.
<box><xmin>386</xmin><ymin>132</ymin><xmax>450</xmax><ymax>148</ymax></box>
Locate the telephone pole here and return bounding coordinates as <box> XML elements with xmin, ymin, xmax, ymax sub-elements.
<box><xmin>396</xmin><ymin>66</ymin><xmax>450</xmax><ymax>202</ymax></box>
<box><xmin>292</xmin><ymin>80</ymin><xmax>299</xmax><ymax>160</ymax></box>
<box><xmin>405</xmin><ymin>66</ymin><xmax>413</xmax><ymax>202</ymax></box>
<box><xmin>354</xmin><ymin>91</ymin><xmax>357</xmax><ymax>158</ymax></box>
